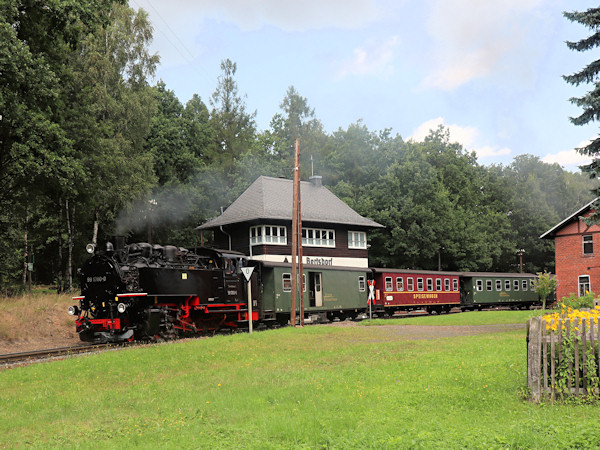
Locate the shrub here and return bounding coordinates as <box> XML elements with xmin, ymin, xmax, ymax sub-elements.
<box><xmin>557</xmin><ymin>292</ymin><xmax>598</xmax><ymax>310</ymax></box>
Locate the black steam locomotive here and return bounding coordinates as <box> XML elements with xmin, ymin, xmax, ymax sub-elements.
<box><xmin>69</xmin><ymin>238</ymin><xmax>259</xmax><ymax>343</ymax></box>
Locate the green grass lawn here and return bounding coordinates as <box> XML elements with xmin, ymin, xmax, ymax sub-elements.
<box><xmin>1</xmin><ymin>311</ymin><xmax>599</xmax><ymax>448</ymax></box>
<box><xmin>362</xmin><ymin>309</ymin><xmax>550</xmax><ymax>326</ymax></box>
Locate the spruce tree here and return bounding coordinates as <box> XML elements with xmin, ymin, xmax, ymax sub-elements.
<box><xmin>564</xmin><ymin>8</ymin><xmax>600</xmax><ymax>209</ymax></box>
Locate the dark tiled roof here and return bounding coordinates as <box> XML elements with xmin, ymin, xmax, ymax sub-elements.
<box><xmin>198</xmin><ymin>176</ymin><xmax>383</xmax><ymax>230</ymax></box>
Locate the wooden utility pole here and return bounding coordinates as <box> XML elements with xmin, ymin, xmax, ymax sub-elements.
<box><xmin>297</xmin><ymin>139</ymin><xmax>304</xmax><ymax>326</ymax></box>
<box><xmin>291</xmin><ymin>140</ymin><xmax>299</xmax><ymax>327</ymax></box>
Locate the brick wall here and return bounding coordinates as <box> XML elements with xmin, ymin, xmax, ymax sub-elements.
<box><xmin>554</xmin><ymin>213</ymin><xmax>600</xmax><ymax>300</ymax></box>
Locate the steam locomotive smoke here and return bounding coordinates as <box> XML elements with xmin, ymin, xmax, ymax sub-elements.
<box><xmin>115</xmin><ymin>185</ymin><xmax>195</xmax><ymax>235</ymax></box>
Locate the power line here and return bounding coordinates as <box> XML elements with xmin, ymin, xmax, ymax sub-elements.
<box><xmin>130</xmin><ymin>0</ymin><xmax>213</xmax><ymax>87</ymax></box>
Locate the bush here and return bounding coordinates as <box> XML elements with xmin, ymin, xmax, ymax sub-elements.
<box><xmin>556</xmin><ymin>291</ymin><xmax>598</xmax><ymax>310</ymax></box>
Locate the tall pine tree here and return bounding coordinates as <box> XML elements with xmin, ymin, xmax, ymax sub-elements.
<box><xmin>564</xmin><ymin>7</ymin><xmax>600</xmax><ymax>217</ymax></box>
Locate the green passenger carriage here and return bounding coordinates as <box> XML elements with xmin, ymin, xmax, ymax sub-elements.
<box><xmin>460</xmin><ymin>272</ymin><xmax>538</xmax><ymax>310</ymax></box>
<box><xmin>260</xmin><ymin>262</ymin><xmax>369</xmax><ymax>325</ymax></box>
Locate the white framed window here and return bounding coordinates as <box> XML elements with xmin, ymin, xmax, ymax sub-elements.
<box><xmin>496</xmin><ymin>280</ymin><xmax>502</xmax><ymax>291</ymax></box>
<box><xmin>504</xmin><ymin>280</ymin><xmax>511</xmax><ymax>291</ymax></box>
<box><xmin>385</xmin><ymin>277</ymin><xmax>393</xmax><ymax>291</ymax></box>
<box><xmin>396</xmin><ymin>277</ymin><xmax>404</xmax><ymax>291</ymax></box>
<box><xmin>522</xmin><ymin>280</ymin><xmax>528</xmax><ymax>291</ymax></box>
<box><xmin>486</xmin><ymin>280</ymin><xmax>493</xmax><ymax>291</ymax></box>
<box><xmin>476</xmin><ymin>280</ymin><xmax>483</xmax><ymax>291</ymax></box>
<box><xmin>302</xmin><ymin>228</ymin><xmax>335</xmax><ymax>247</ymax></box>
<box><xmin>250</xmin><ymin>225</ymin><xmax>287</xmax><ymax>246</ymax></box>
<box><xmin>417</xmin><ymin>278</ymin><xmax>424</xmax><ymax>291</ymax></box>
<box><xmin>453</xmin><ymin>279</ymin><xmax>459</xmax><ymax>291</ymax></box>
<box><xmin>444</xmin><ymin>279</ymin><xmax>450</xmax><ymax>291</ymax></box>
<box><xmin>348</xmin><ymin>231</ymin><xmax>367</xmax><ymax>249</ymax></box>
<box><xmin>513</xmin><ymin>280</ymin><xmax>520</xmax><ymax>291</ymax></box>
<box><xmin>282</xmin><ymin>273</ymin><xmax>292</xmax><ymax>292</ymax></box>
<box><xmin>426</xmin><ymin>278</ymin><xmax>433</xmax><ymax>291</ymax></box>
<box><xmin>407</xmin><ymin>278</ymin><xmax>414</xmax><ymax>291</ymax></box>
<box><xmin>358</xmin><ymin>276</ymin><xmax>366</xmax><ymax>292</ymax></box>
<box><xmin>583</xmin><ymin>235</ymin><xmax>594</xmax><ymax>255</ymax></box>
<box><xmin>436</xmin><ymin>279</ymin><xmax>442</xmax><ymax>291</ymax></box>
<box><xmin>579</xmin><ymin>275</ymin><xmax>591</xmax><ymax>297</ymax></box>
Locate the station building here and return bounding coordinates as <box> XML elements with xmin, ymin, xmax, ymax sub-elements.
<box><xmin>197</xmin><ymin>175</ymin><xmax>383</xmax><ymax>317</ymax></box>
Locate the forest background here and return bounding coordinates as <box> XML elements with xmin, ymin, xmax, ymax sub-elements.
<box><xmin>0</xmin><ymin>0</ymin><xmax>595</xmax><ymax>294</ymax></box>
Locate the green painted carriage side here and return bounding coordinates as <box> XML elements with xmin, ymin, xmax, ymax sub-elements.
<box><xmin>261</xmin><ymin>265</ymin><xmax>368</xmax><ymax>314</ymax></box>
<box><xmin>461</xmin><ymin>273</ymin><xmax>539</xmax><ymax>306</ymax></box>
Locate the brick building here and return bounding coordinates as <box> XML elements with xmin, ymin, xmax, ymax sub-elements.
<box><xmin>541</xmin><ymin>199</ymin><xmax>600</xmax><ymax>300</ymax></box>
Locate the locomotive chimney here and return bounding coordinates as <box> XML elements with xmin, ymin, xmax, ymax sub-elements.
<box><xmin>113</xmin><ymin>235</ymin><xmax>126</xmax><ymax>251</ymax></box>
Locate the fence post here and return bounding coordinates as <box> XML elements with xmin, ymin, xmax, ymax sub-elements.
<box><xmin>528</xmin><ymin>317</ymin><xmax>542</xmax><ymax>402</ymax></box>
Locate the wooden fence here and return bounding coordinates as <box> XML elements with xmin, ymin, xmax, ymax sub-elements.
<box><xmin>527</xmin><ymin>315</ymin><xmax>600</xmax><ymax>402</ymax></box>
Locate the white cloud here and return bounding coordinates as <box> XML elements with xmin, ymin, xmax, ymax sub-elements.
<box><xmin>134</xmin><ymin>0</ymin><xmax>382</xmax><ymax>32</ymax></box>
<box><xmin>408</xmin><ymin>117</ymin><xmax>512</xmax><ymax>159</ymax></box>
<box><xmin>542</xmin><ymin>141</ymin><xmax>592</xmax><ymax>171</ymax></box>
<box><xmin>421</xmin><ymin>0</ymin><xmax>545</xmax><ymax>91</ymax></box>
<box><xmin>336</xmin><ymin>36</ymin><xmax>400</xmax><ymax>79</ymax></box>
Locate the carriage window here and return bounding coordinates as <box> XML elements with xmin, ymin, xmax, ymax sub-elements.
<box><xmin>513</xmin><ymin>280</ymin><xmax>520</xmax><ymax>291</ymax></box>
<box><xmin>436</xmin><ymin>279</ymin><xmax>442</xmax><ymax>291</ymax></box>
<box><xmin>486</xmin><ymin>280</ymin><xmax>493</xmax><ymax>291</ymax></box>
<box><xmin>504</xmin><ymin>280</ymin><xmax>511</xmax><ymax>291</ymax></box>
<box><xmin>496</xmin><ymin>280</ymin><xmax>502</xmax><ymax>291</ymax></box>
<box><xmin>385</xmin><ymin>277</ymin><xmax>393</xmax><ymax>291</ymax></box>
<box><xmin>417</xmin><ymin>278</ymin><xmax>424</xmax><ymax>291</ymax></box>
<box><xmin>282</xmin><ymin>273</ymin><xmax>292</xmax><ymax>292</ymax></box>
<box><xmin>444</xmin><ymin>279</ymin><xmax>450</xmax><ymax>291</ymax></box>
<box><xmin>579</xmin><ymin>275</ymin><xmax>591</xmax><ymax>297</ymax></box>
<box><xmin>583</xmin><ymin>235</ymin><xmax>594</xmax><ymax>255</ymax></box>
<box><xmin>453</xmin><ymin>279</ymin><xmax>458</xmax><ymax>291</ymax></box>
<box><xmin>407</xmin><ymin>278</ymin><xmax>414</xmax><ymax>291</ymax></box>
<box><xmin>522</xmin><ymin>280</ymin><xmax>528</xmax><ymax>291</ymax></box>
<box><xmin>426</xmin><ymin>278</ymin><xmax>433</xmax><ymax>291</ymax></box>
<box><xmin>396</xmin><ymin>277</ymin><xmax>404</xmax><ymax>291</ymax></box>
<box><xmin>358</xmin><ymin>276</ymin><xmax>366</xmax><ymax>292</ymax></box>
<box><xmin>476</xmin><ymin>280</ymin><xmax>483</xmax><ymax>291</ymax></box>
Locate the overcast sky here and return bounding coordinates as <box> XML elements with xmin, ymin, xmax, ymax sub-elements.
<box><xmin>130</xmin><ymin>0</ymin><xmax>596</xmax><ymax>171</ymax></box>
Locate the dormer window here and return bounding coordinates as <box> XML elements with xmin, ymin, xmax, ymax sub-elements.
<box><xmin>250</xmin><ymin>225</ymin><xmax>287</xmax><ymax>246</ymax></box>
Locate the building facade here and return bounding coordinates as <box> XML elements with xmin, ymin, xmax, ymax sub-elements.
<box><xmin>541</xmin><ymin>199</ymin><xmax>600</xmax><ymax>300</ymax></box>
<box><xmin>198</xmin><ymin>175</ymin><xmax>383</xmax><ymax>268</ymax></box>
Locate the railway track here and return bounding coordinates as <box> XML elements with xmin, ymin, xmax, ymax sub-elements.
<box><xmin>0</xmin><ymin>343</ymin><xmax>120</xmax><ymax>368</ymax></box>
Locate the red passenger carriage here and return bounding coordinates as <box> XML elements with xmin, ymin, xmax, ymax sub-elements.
<box><xmin>371</xmin><ymin>268</ymin><xmax>462</xmax><ymax>315</ymax></box>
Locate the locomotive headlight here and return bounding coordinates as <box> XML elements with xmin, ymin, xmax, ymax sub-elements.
<box><xmin>85</xmin><ymin>243</ymin><xmax>96</xmax><ymax>254</ymax></box>
<box><xmin>68</xmin><ymin>305</ymin><xmax>79</xmax><ymax>316</ymax></box>
<box><xmin>117</xmin><ymin>303</ymin><xmax>127</xmax><ymax>314</ymax></box>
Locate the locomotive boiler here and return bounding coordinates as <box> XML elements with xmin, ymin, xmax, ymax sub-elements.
<box><xmin>68</xmin><ymin>238</ymin><xmax>260</xmax><ymax>343</ymax></box>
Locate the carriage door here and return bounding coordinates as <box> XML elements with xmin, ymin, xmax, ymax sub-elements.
<box><xmin>309</xmin><ymin>272</ymin><xmax>323</xmax><ymax>307</ymax></box>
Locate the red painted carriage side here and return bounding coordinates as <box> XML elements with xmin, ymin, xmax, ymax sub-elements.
<box><xmin>371</xmin><ymin>269</ymin><xmax>461</xmax><ymax>311</ymax></box>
